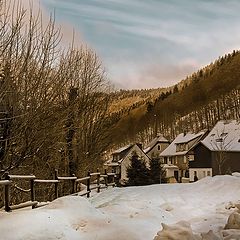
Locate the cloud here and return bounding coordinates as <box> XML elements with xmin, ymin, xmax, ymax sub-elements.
<box><xmin>6</xmin><ymin>0</ymin><xmax>84</xmax><ymax>49</ymax></box>
<box><xmin>110</xmin><ymin>60</ymin><xmax>199</xmax><ymax>90</ymax></box>
<box><xmin>27</xmin><ymin>0</ymin><xmax>240</xmax><ymax>89</ymax></box>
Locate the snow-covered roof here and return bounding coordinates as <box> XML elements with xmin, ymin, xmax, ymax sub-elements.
<box><xmin>143</xmin><ymin>146</ymin><xmax>151</xmax><ymax>153</ymax></box>
<box><xmin>160</xmin><ymin>130</ymin><xmax>207</xmax><ymax>157</ymax></box>
<box><xmin>174</xmin><ymin>131</ymin><xmax>206</xmax><ymax>144</ymax></box>
<box><xmin>144</xmin><ymin>135</ymin><xmax>169</xmax><ymax>153</ymax></box>
<box><xmin>104</xmin><ymin>162</ymin><xmax>120</xmax><ymax>167</ymax></box>
<box><xmin>162</xmin><ymin>164</ymin><xmax>179</xmax><ymax>169</ymax></box>
<box><xmin>201</xmin><ymin>120</ymin><xmax>240</xmax><ymax>152</ymax></box>
<box><xmin>112</xmin><ymin>145</ymin><xmax>132</xmax><ymax>154</ymax></box>
<box><xmin>110</xmin><ymin>143</ymin><xmax>149</xmax><ymax>165</ymax></box>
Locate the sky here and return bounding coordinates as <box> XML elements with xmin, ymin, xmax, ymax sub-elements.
<box><xmin>34</xmin><ymin>1</ymin><xmax>240</xmax><ymax>89</ymax></box>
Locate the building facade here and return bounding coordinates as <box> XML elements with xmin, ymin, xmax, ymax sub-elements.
<box><xmin>160</xmin><ymin>130</ymin><xmax>208</xmax><ymax>182</ymax></box>
<box><xmin>189</xmin><ymin>120</ymin><xmax>240</xmax><ymax>181</ymax></box>
<box><xmin>105</xmin><ymin>143</ymin><xmax>150</xmax><ymax>185</ymax></box>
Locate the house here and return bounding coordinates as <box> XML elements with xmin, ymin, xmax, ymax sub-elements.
<box><xmin>162</xmin><ymin>163</ymin><xmax>179</xmax><ymax>182</ymax></box>
<box><xmin>189</xmin><ymin>120</ymin><xmax>240</xmax><ymax>182</ymax></box>
<box><xmin>144</xmin><ymin>135</ymin><xmax>170</xmax><ymax>159</ymax></box>
<box><xmin>160</xmin><ymin>130</ymin><xmax>208</xmax><ymax>182</ymax></box>
<box><xmin>105</xmin><ymin>143</ymin><xmax>150</xmax><ymax>185</ymax></box>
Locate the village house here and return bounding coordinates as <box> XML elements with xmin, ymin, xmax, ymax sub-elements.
<box><xmin>160</xmin><ymin>130</ymin><xmax>208</xmax><ymax>182</ymax></box>
<box><xmin>105</xmin><ymin>143</ymin><xmax>150</xmax><ymax>185</ymax></box>
<box><xmin>144</xmin><ymin>135</ymin><xmax>170</xmax><ymax>159</ymax></box>
<box><xmin>189</xmin><ymin>120</ymin><xmax>240</xmax><ymax>182</ymax></box>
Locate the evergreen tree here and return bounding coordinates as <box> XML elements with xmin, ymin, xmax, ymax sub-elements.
<box><xmin>173</xmin><ymin>85</ymin><xmax>179</xmax><ymax>94</ymax></box>
<box><xmin>146</xmin><ymin>101</ymin><xmax>154</xmax><ymax>112</ymax></box>
<box><xmin>149</xmin><ymin>157</ymin><xmax>166</xmax><ymax>184</ymax></box>
<box><xmin>126</xmin><ymin>152</ymin><xmax>149</xmax><ymax>186</ymax></box>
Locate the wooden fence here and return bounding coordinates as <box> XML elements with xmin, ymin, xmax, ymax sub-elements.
<box><xmin>0</xmin><ymin>169</ymin><xmax>116</xmax><ymax>212</ymax></box>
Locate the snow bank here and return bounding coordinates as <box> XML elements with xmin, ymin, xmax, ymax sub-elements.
<box><xmin>0</xmin><ymin>196</ymin><xmax>110</xmax><ymax>240</ymax></box>
<box><xmin>154</xmin><ymin>211</ymin><xmax>240</xmax><ymax>240</ymax></box>
<box><xmin>153</xmin><ymin>221</ymin><xmax>201</xmax><ymax>240</ymax></box>
<box><xmin>0</xmin><ymin>175</ymin><xmax>240</xmax><ymax>239</ymax></box>
<box><xmin>232</xmin><ymin>172</ymin><xmax>240</xmax><ymax>177</ymax></box>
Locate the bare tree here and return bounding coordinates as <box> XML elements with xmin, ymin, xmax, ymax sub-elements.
<box><xmin>0</xmin><ymin>0</ymin><xmax>111</xmax><ymax>179</ymax></box>
<box><xmin>210</xmin><ymin>126</ymin><xmax>235</xmax><ymax>175</ymax></box>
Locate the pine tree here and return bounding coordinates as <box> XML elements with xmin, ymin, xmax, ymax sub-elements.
<box><xmin>149</xmin><ymin>157</ymin><xmax>165</xmax><ymax>184</ymax></box>
<box><xmin>126</xmin><ymin>152</ymin><xmax>149</xmax><ymax>186</ymax></box>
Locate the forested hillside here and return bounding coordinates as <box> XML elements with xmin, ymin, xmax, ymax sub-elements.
<box><xmin>109</xmin><ymin>50</ymin><xmax>240</xmax><ymax>149</ymax></box>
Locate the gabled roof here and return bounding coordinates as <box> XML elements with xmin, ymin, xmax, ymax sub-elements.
<box><xmin>201</xmin><ymin>120</ymin><xmax>240</xmax><ymax>152</ymax></box>
<box><xmin>110</xmin><ymin>143</ymin><xmax>149</xmax><ymax>164</ymax></box>
<box><xmin>144</xmin><ymin>135</ymin><xmax>169</xmax><ymax>153</ymax></box>
<box><xmin>160</xmin><ymin>130</ymin><xmax>207</xmax><ymax>157</ymax></box>
<box><xmin>174</xmin><ymin>131</ymin><xmax>206</xmax><ymax>144</ymax></box>
<box><xmin>111</xmin><ymin>144</ymin><xmax>133</xmax><ymax>163</ymax></box>
<box><xmin>112</xmin><ymin>145</ymin><xmax>132</xmax><ymax>155</ymax></box>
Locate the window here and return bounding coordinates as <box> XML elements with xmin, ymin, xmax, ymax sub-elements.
<box><xmin>207</xmin><ymin>171</ymin><xmax>211</xmax><ymax>176</ymax></box>
<box><xmin>113</xmin><ymin>155</ymin><xmax>120</xmax><ymax>161</ymax></box>
<box><xmin>203</xmin><ymin>171</ymin><xmax>206</xmax><ymax>177</ymax></box>
<box><xmin>177</xmin><ymin>143</ymin><xmax>185</xmax><ymax>152</ymax></box>
<box><xmin>158</xmin><ymin>145</ymin><xmax>161</xmax><ymax>151</ymax></box>
<box><xmin>216</xmin><ymin>138</ymin><xmax>223</xmax><ymax>143</ymax></box>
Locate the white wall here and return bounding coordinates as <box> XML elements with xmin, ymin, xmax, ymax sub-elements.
<box><xmin>147</xmin><ymin>142</ymin><xmax>169</xmax><ymax>159</ymax></box>
<box><xmin>165</xmin><ymin>168</ymin><xmax>178</xmax><ymax>178</ymax></box>
<box><xmin>189</xmin><ymin>168</ymin><xmax>212</xmax><ymax>182</ymax></box>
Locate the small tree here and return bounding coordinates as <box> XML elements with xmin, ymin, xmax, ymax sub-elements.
<box><xmin>149</xmin><ymin>157</ymin><xmax>165</xmax><ymax>184</ymax></box>
<box><xmin>126</xmin><ymin>153</ymin><xmax>149</xmax><ymax>186</ymax></box>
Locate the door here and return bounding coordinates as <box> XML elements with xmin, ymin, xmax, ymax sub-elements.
<box><xmin>174</xmin><ymin>170</ymin><xmax>179</xmax><ymax>182</ymax></box>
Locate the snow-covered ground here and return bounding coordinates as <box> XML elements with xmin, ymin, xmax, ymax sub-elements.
<box><xmin>1</xmin><ymin>175</ymin><xmax>240</xmax><ymax>240</ymax></box>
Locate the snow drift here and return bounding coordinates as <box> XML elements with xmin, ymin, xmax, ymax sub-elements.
<box><xmin>0</xmin><ymin>174</ymin><xmax>240</xmax><ymax>239</ymax></box>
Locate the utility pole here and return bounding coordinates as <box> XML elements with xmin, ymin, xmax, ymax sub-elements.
<box><xmin>154</xmin><ymin>114</ymin><xmax>158</xmax><ymax>137</ymax></box>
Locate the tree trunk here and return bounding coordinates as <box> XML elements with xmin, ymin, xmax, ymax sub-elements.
<box><xmin>66</xmin><ymin>88</ymin><xmax>78</xmax><ymax>175</ymax></box>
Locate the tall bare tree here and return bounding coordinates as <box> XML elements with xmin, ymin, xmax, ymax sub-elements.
<box><xmin>0</xmin><ymin>0</ymin><xmax>111</xmax><ymax>178</ymax></box>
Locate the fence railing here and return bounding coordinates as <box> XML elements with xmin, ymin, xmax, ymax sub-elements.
<box><xmin>0</xmin><ymin>169</ymin><xmax>116</xmax><ymax>212</ymax></box>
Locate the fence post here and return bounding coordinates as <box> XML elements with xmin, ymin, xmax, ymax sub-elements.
<box><xmin>104</xmin><ymin>169</ymin><xmax>108</xmax><ymax>187</ymax></box>
<box><xmin>87</xmin><ymin>170</ymin><xmax>91</xmax><ymax>198</ymax></box>
<box><xmin>97</xmin><ymin>168</ymin><xmax>100</xmax><ymax>193</ymax></box>
<box><xmin>71</xmin><ymin>174</ymin><xmax>76</xmax><ymax>194</ymax></box>
<box><xmin>4</xmin><ymin>172</ymin><xmax>10</xmax><ymax>212</ymax></box>
<box><xmin>54</xmin><ymin>169</ymin><xmax>58</xmax><ymax>199</ymax></box>
<box><xmin>112</xmin><ymin>169</ymin><xmax>116</xmax><ymax>187</ymax></box>
<box><xmin>30</xmin><ymin>178</ymin><xmax>36</xmax><ymax>209</ymax></box>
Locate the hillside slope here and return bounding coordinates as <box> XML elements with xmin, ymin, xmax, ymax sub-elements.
<box><xmin>109</xmin><ymin>50</ymin><xmax>240</xmax><ymax>147</ymax></box>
